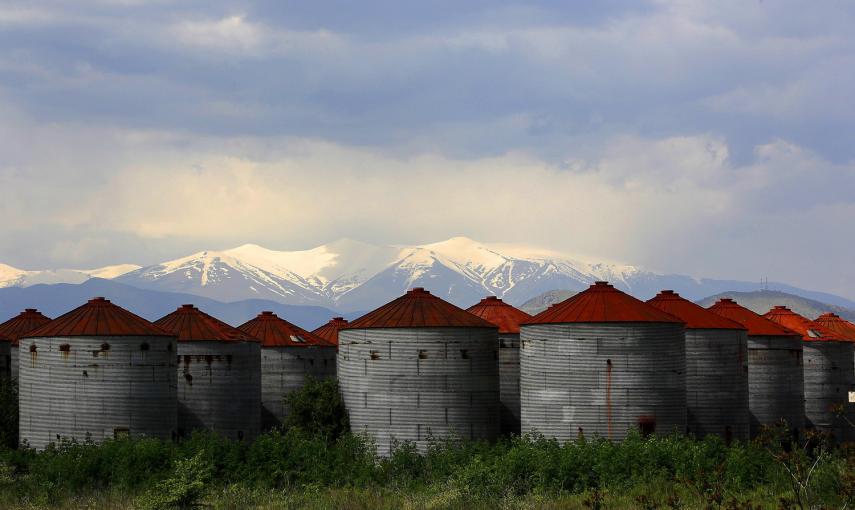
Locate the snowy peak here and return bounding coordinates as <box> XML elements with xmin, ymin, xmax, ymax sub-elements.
<box><xmin>0</xmin><ymin>263</ymin><xmax>141</xmax><ymax>289</ymax></box>
<box><xmin>115</xmin><ymin>236</ymin><xmax>646</xmax><ymax>310</ymax></box>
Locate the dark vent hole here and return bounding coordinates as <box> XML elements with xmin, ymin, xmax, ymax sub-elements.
<box><xmin>460</xmin><ymin>349</ymin><xmax>469</xmax><ymax>359</ymax></box>
<box><xmin>100</xmin><ymin>343</ymin><xmax>111</xmax><ymax>351</ymax></box>
<box><xmin>370</xmin><ymin>351</ymin><xmax>380</xmax><ymax>360</ymax></box>
<box><xmin>29</xmin><ymin>344</ymin><xmax>37</xmax><ymax>353</ymax></box>
<box><xmin>59</xmin><ymin>344</ymin><xmax>71</xmax><ymax>352</ymax></box>
<box><xmin>139</xmin><ymin>342</ymin><xmax>150</xmax><ymax>351</ymax></box>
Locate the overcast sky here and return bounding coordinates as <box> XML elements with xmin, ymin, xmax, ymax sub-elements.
<box><xmin>1</xmin><ymin>1</ymin><xmax>854</xmax><ymax>298</ymax></box>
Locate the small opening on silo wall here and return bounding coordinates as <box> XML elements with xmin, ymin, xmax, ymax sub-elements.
<box><xmin>418</xmin><ymin>350</ymin><xmax>428</xmax><ymax>359</ymax></box>
<box><xmin>100</xmin><ymin>343</ymin><xmax>110</xmax><ymax>351</ymax></box>
<box><xmin>113</xmin><ymin>428</ymin><xmax>129</xmax><ymax>439</ymax></box>
<box><xmin>184</xmin><ymin>373</ymin><xmax>193</xmax><ymax>385</ymax></box>
<box><xmin>29</xmin><ymin>344</ymin><xmax>37</xmax><ymax>353</ymax></box>
<box><xmin>370</xmin><ymin>351</ymin><xmax>380</xmax><ymax>360</ymax></box>
<box><xmin>637</xmin><ymin>416</ymin><xmax>656</xmax><ymax>436</ymax></box>
<box><xmin>139</xmin><ymin>342</ymin><xmax>149</xmax><ymax>351</ymax></box>
<box><xmin>460</xmin><ymin>349</ymin><xmax>469</xmax><ymax>359</ymax></box>
<box><xmin>59</xmin><ymin>344</ymin><xmax>70</xmax><ymax>352</ymax></box>
<box><xmin>167</xmin><ymin>343</ymin><xmax>173</xmax><ymax>352</ymax></box>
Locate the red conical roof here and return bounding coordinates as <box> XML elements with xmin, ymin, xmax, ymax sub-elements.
<box><xmin>814</xmin><ymin>313</ymin><xmax>855</xmax><ymax>341</ymax></box>
<box><xmin>155</xmin><ymin>305</ymin><xmax>259</xmax><ymax>343</ymax></box>
<box><xmin>466</xmin><ymin>296</ymin><xmax>532</xmax><ymax>334</ymax></box>
<box><xmin>707</xmin><ymin>299</ymin><xmax>800</xmax><ymax>337</ymax></box>
<box><xmin>0</xmin><ymin>309</ymin><xmax>51</xmax><ymax>346</ymax></box>
<box><xmin>647</xmin><ymin>290</ymin><xmax>745</xmax><ymax>330</ymax></box>
<box><xmin>763</xmin><ymin>306</ymin><xmax>850</xmax><ymax>342</ymax></box>
<box><xmin>312</xmin><ymin>317</ymin><xmax>349</xmax><ymax>346</ymax></box>
<box><xmin>24</xmin><ymin>298</ymin><xmax>171</xmax><ymax>338</ymax></box>
<box><xmin>525</xmin><ymin>282</ymin><xmax>684</xmax><ymax>325</ymax></box>
<box><xmin>344</xmin><ymin>288</ymin><xmax>497</xmax><ymax>329</ymax></box>
<box><xmin>238</xmin><ymin>311</ymin><xmax>329</xmax><ymax>347</ymax></box>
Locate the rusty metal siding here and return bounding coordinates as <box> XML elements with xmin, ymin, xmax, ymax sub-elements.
<box><xmin>261</xmin><ymin>345</ymin><xmax>336</xmax><ymax>429</ymax></box>
<box><xmin>10</xmin><ymin>345</ymin><xmax>17</xmax><ymax>381</ymax></box>
<box><xmin>499</xmin><ymin>333</ymin><xmax>520</xmax><ymax>435</ymax></box>
<box><xmin>520</xmin><ymin>322</ymin><xmax>686</xmax><ymax>442</ymax></box>
<box><xmin>685</xmin><ymin>329</ymin><xmax>749</xmax><ymax>441</ymax></box>
<box><xmin>802</xmin><ymin>341</ymin><xmax>854</xmax><ymax>443</ymax></box>
<box><xmin>338</xmin><ymin>327</ymin><xmax>500</xmax><ymax>456</ymax></box>
<box><xmin>177</xmin><ymin>341</ymin><xmax>261</xmax><ymax>441</ymax></box>
<box><xmin>746</xmin><ymin>335</ymin><xmax>805</xmax><ymax>437</ymax></box>
<box><xmin>19</xmin><ymin>335</ymin><xmax>177</xmax><ymax>450</ymax></box>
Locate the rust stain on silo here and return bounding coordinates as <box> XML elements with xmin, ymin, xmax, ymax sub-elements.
<box><xmin>606</xmin><ymin>358</ymin><xmax>613</xmax><ymax>440</ymax></box>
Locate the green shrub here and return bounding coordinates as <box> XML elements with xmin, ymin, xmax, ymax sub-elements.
<box><xmin>283</xmin><ymin>376</ymin><xmax>350</xmax><ymax>442</ymax></box>
<box><xmin>137</xmin><ymin>451</ymin><xmax>213</xmax><ymax>510</ymax></box>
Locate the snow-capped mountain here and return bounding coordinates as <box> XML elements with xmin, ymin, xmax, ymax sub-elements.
<box><xmin>0</xmin><ymin>263</ymin><xmax>141</xmax><ymax>289</ymax></box>
<box><xmin>7</xmin><ymin>237</ymin><xmax>854</xmax><ymax>313</ymax></box>
<box><xmin>110</xmin><ymin>237</ymin><xmax>649</xmax><ymax>311</ymax></box>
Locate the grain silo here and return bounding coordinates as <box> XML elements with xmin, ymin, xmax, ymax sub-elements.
<box><xmin>238</xmin><ymin>311</ymin><xmax>336</xmax><ymax>429</ymax></box>
<box><xmin>0</xmin><ymin>309</ymin><xmax>51</xmax><ymax>381</ymax></box>
<box><xmin>520</xmin><ymin>282</ymin><xmax>686</xmax><ymax>442</ymax></box>
<box><xmin>466</xmin><ymin>296</ymin><xmax>532</xmax><ymax>436</ymax></box>
<box><xmin>647</xmin><ymin>291</ymin><xmax>749</xmax><ymax>441</ymax></box>
<box><xmin>815</xmin><ymin>313</ymin><xmax>855</xmax><ymax>369</ymax></box>
<box><xmin>764</xmin><ymin>306</ymin><xmax>854</xmax><ymax>443</ymax></box>
<box><xmin>19</xmin><ymin>298</ymin><xmax>177</xmax><ymax>449</ymax></box>
<box><xmin>707</xmin><ymin>299</ymin><xmax>804</xmax><ymax>438</ymax></box>
<box><xmin>155</xmin><ymin>305</ymin><xmax>261</xmax><ymax>441</ymax></box>
<box><xmin>338</xmin><ymin>288</ymin><xmax>500</xmax><ymax>455</ymax></box>
<box><xmin>312</xmin><ymin>317</ymin><xmax>349</xmax><ymax>347</ymax></box>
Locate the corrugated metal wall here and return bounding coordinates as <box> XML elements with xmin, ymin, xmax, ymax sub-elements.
<box><xmin>685</xmin><ymin>329</ymin><xmax>749</xmax><ymax>441</ymax></box>
<box><xmin>338</xmin><ymin>327</ymin><xmax>500</xmax><ymax>456</ymax></box>
<box><xmin>9</xmin><ymin>346</ymin><xmax>17</xmax><ymax>381</ymax></box>
<box><xmin>499</xmin><ymin>333</ymin><xmax>520</xmax><ymax>435</ymax></box>
<box><xmin>520</xmin><ymin>322</ymin><xmax>686</xmax><ymax>441</ymax></box>
<box><xmin>261</xmin><ymin>345</ymin><xmax>336</xmax><ymax>429</ymax></box>
<box><xmin>802</xmin><ymin>341</ymin><xmax>854</xmax><ymax>443</ymax></box>
<box><xmin>747</xmin><ymin>335</ymin><xmax>804</xmax><ymax>437</ymax></box>
<box><xmin>19</xmin><ymin>335</ymin><xmax>177</xmax><ymax>449</ymax></box>
<box><xmin>177</xmin><ymin>341</ymin><xmax>261</xmax><ymax>441</ymax></box>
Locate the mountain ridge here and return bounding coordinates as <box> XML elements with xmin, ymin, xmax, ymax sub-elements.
<box><xmin>3</xmin><ymin>237</ymin><xmax>853</xmax><ymax>313</ymax></box>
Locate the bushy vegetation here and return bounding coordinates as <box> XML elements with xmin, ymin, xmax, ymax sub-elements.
<box><xmin>0</xmin><ymin>379</ymin><xmax>853</xmax><ymax>509</ymax></box>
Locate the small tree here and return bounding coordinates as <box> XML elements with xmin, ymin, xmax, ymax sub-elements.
<box><xmin>284</xmin><ymin>376</ymin><xmax>350</xmax><ymax>442</ymax></box>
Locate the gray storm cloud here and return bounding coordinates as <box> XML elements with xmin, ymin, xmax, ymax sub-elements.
<box><xmin>0</xmin><ymin>0</ymin><xmax>853</xmax><ymax>298</ymax></box>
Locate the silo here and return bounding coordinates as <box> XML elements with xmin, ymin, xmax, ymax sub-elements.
<box><xmin>338</xmin><ymin>288</ymin><xmax>500</xmax><ymax>456</ymax></box>
<box><xmin>520</xmin><ymin>281</ymin><xmax>686</xmax><ymax>442</ymax></box>
<box><xmin>815</xmin><ymin>313</ymin><xmax>855</xmax><ymax>368</ymax></box>
<box><xmin>312</xmin><ymin>317</ymin><xmax>349</xmax><ymax>347</ymax></box>
<box><xmin>764</xmin><ymin>306</ymin><xmax>854</xmax><ymax>443</ymax></box>
<box><xmin>155</xmin><ymin>305</ymin><xmax>261</xmax><ymax>441</ymax></box>
<box><xmin>647</xmin><ymin>291</ymin><xmax>749</xmax><ymax>441</ymax></box>
<box><xmin>707</xmin><ymin>299</ymin><xmax>804</xmax><ymax>438</ymax></box>
<box><xmin>238</xmin><ymin>312</ymin><xmax>336</xmax><ymax>429</ymax></box>
<box><xmin>466</xmin><ymin>296</ymin><xmax>532</xmax><ymax>436</ymax></box>
<box><xmin>19</xmin><ymin>298</ymin><xmax>177</xmax><ymax>449</ymax></box>
<box><xmin>0</xmin><ymin>309</ymin><xmax>51</xmax><ymax>381</ymax></box>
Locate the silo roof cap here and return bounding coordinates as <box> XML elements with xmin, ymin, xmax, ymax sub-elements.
<box><xmin>763</xmin><ymin>306</ymin><xmax>851</xmax><ymax>342</ymax></box>
<box><xmin>814</xmin><ymin>313</ymin><xmax>855</xmax><ymax>341</ymax></box>
<box><xmin>0</xmin><ymin>308</ymin><xmax>52</xmax><ymax>346</ymax></box>
<box><xmin>524</xmin><ymin>281</ymin><xmax>684</xmax><ymax>325</ymax></box>
<box><xmin>24</xmin><ymin>297</ymin><xmax>172</xmax><ymax>338</ymax></box>
<box><xmin>647</xmin><ymin>290</ymin><xmax>746</xmax><ymax>330</ymax></box>
<box><xmin>238</xmin><ymin>311</ymin><xmax>330</xmax><ymax>347</ymax></box>
<box><xmin>155</xmin><ymin>304</ymin><xmax>259</xmax><ymax>342</ymax></box>
<box><xmin>707</xmin><ymin>299</ymin><xmax>800</xmax><ymax>338</ymax></box>
<box><xmin>312</xmin><ymin>316</ymin><xmax>349</xmax><ymax>346</ymax></box>
<box><xmin>466</xmin><ymin>296</ymin><xmax>532</xmax><ymax>334</ymax></box>
<box><xmin>343</xmin><ymin>288</ymin><xmax>497</xmax><ymax>330</ymax></box>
